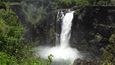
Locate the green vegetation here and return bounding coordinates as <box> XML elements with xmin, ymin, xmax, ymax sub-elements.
<box><xmin>0</xmin><ymin>2</ymin><xmax>52</xmax><ymax>65</ymax></box>
<box><xmin>0</xmin><ymin>0</ymin><xmax>115</xmax><ymax>65</ymax></box>
<box><xmin>61</xmin><ymin>0</ymin><xmax>112</xmax><ymax>6</ymax></box>
<box><xmin>0</xmin><ymin>52</ymin><xmax>18</xmax><ymax>65</ymax></box>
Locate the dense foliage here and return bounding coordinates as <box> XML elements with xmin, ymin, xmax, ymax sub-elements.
<box><xmin>0</xmin><ymin>0</ymin><xmax>115</xmax><ymax>65</ymax></box>
<box><xmin>61</xmin><ymin>0</ymin><xmax>112</xmax><ymax>6</ymax></box>
<box><xmin>0</xmin><ymin>2</ymin><xmax>52</xmax><ymax>65</ymax></box>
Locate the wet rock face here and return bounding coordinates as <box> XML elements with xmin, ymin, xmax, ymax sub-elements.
<box><xmin>12</xmin><ymin>5</ymin><xmax>115</xmax><ymax>62</ymax></box>
<box><xmin>73</xmin><ymin>59</ymin><xmax>100</xmax><ymax>65</ymax></box>
<box><xmin>71</xmin><ymin>7</ymin><xmax>115</xmax><ymax>58</ymax></box>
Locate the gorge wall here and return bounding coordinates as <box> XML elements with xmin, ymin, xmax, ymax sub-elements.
<box><xmin>10</xmin><ymin>4</ymin><xmax>115</xmax><ymax>63</ymax></box>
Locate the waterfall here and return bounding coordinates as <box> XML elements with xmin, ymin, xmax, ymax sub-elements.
<box><xmin>35</xmin><ymin>10</ymin><xmax>82</xmax><ymax>65</ymax></box>
<box><xmin>60</xmin><ymin>11</ymin><xmax>74</xmax><ymax>48</ymax></box>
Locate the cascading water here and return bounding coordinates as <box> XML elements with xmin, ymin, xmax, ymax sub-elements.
<box><xmin>60</xmin><ymin>11</ymin><xmax>74</xmax><ymax>48</ymax></box>
<box><xmin>35</xmin><ymin>10</ymin><xmax>82</xmax><ymax>65</ymax></box>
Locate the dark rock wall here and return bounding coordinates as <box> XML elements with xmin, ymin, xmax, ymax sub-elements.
<box><xmin>11</xmin><ymin>5</ymin><xmax>115</xmax><ymax>58</ymax></box>
<box><xmin>71</xmin><ymin>6</ymin><xmax>115</xmax><ymax>58</ymax></box>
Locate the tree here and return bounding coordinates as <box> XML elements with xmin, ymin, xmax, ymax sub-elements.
<box><xmin>0</xmin><ymin>2</ymin><xmax>24</xmax><ymax>59</ymax></box>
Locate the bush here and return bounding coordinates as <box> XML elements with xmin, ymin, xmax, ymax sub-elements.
<box><xmin>0</xmin><ymin>3</ymin><xmax>53</xmax><ymax>65</ymax></box>
<box><xmin>0</xmin><ymin>9</ymin><xmax>24</xmax><ymax>57</ymax></box>
<box><xmin>0</xmin><ymin>52</ymin><xmax>18</xmax><ymax>65</ymax></box>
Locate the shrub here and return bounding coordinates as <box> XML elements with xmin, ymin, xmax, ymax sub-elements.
<box><xmin>0</xmin><ymin>52</ymin><xmax>18</xmax><ymax>65</ymax></box>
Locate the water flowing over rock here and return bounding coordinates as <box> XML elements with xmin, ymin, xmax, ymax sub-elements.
<box><xmin>60</xmin><ymin>11</ymin><xmax>74</xmax><ymax>48</ymax></box>
<box><xmin>35</xmin><ymin>10</ymin><xmax>82</xmax><ymax>65</ymax></box>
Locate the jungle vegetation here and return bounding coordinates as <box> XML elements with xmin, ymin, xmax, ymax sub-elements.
<box><xmin>0</xmin><ymin>0</ymin><xmax>115</xmax><ymax>65</ymax></box>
